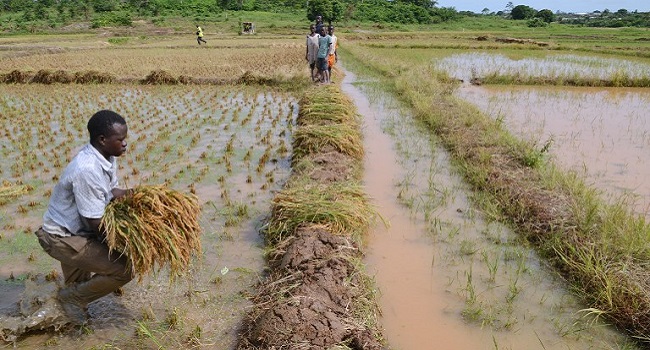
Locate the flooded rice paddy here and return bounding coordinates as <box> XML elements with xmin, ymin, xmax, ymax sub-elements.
<box><xmin>455</xmin><ymin>85</ymin><xmax>650</xmax><ymax>219</ymax></box>
<box><xmin>0</xmin><ymin>84</ymin><xmax>297</xmax><ymax>348</ymax></box>
<box><xmin>436</xmin><ymin>52</ymin><xmax>650</xmax><ymax>83</ymax></box>
<box><xmin>342</xmin><ymin>70</ymin><xmax>635</xmax><ymax>349</ymax></box>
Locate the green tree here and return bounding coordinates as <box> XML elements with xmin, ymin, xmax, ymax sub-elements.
<box><xmin>535</xmin><ymin>8</ymin><xmax>554</xmax><ymax>23</ymax></box>
<box><xmin>505</xmin><ymin>1</ymin><xmax>513</xmax><ymax>13</ymax></box>
<box><xmin>399</xmin><ymin>0</ymin><xmax>436</xmax><ymax>9</ymax></box>
<box><xmin>511</xmin><ymin>4</ymin><xmax>535</xmax><ymax>20</ymax></box>
<box><xmin>307</xmin><ymin>0</ymin><xmax>343</xmax><ymax>23</ymax></box>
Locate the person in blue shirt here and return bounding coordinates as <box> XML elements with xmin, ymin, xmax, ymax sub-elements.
<box><xmin>316</xmin><ymin>26</ymin><xmax>332</xmax><ymax>83</ymax></box>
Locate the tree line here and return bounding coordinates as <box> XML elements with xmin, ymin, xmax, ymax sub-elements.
<box><xmin>0</xmin><ymin>0</ymin><xmax>458</xmax><ymax>29</ymax></box>
<box><xmin>0</xmin><ymin>0</ymin><xmax>648</xmax><ymax>32</ymax></box>
<box><xmin>476</xmin><ymin>3</ymin><xmax>650</xmax><ymax>28</ymax></box>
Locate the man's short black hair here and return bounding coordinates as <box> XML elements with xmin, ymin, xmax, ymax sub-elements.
<box><xmin>87</xmin><ymin>110</ymin><xmax>126</xmax><ymax>143</ymax></box>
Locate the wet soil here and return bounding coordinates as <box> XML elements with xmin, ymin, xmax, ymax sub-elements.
<box><xmin>238</xmin><ymin>226</ymin><xmax>381</xmax><ymax>349</ymax></box>
<box><xmin>341</xmin><ymin>69</ymin><xmax>634</xmax><ymax>349</ymax></box>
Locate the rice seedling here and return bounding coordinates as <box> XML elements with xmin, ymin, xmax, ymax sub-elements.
<box><xmin>435</xmin><ymin>53</ymin><xmax>650</xmax><ymax>87</ymax></box>
<box><xmin>0</xmin><ymin>183</ymin><xmax>30</xmax><ymax>205</ymax></box>
<box><xmin>101</xmin><ymin>185</ymin><xmax>202</xmax><ymax>280</ymax></box>
<box><xmin>292</xmin><ymin>124</ymin><xmax>364</xmax><ymax>162</ymax></box>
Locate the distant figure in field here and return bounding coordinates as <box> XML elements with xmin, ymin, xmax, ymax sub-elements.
<box><xmin>196</xmin><ymin>25</ymin><xmax>207</xmax><ymax>45</ymax></box>
<box><xmin>306</xmin><ymin>24</ymin><xmax>320</xmax><ymax>82</ymax></box>
<box><xmin>327</xmin><ymin>25</ymin><xmax>338</xmax><ymax>78</ymax></box>
<box><xmin>317</xmin><ymin>26</ymin><xmax>332</xmax><ymax>84</ymax></box>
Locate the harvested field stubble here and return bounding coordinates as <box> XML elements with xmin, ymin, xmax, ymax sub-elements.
<box><xmin>237</xmin><ymin>85</ymin><xmax>383</xmax><ymax>349</ymax></box>
<box><xmin>0</xmin><ymin>43</ymin><xmax>306</xmax><ymax>82</ymax></box>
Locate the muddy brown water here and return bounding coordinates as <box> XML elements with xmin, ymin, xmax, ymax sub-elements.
<box><xmin>455</xmin><ymin>84</ymin><xmax>650</xmax><ymax>218</ymax></box>
<box><xmin>341</xmin><ymin>69</ymin><xmax>635</xmax><ymax>349</ymax></box>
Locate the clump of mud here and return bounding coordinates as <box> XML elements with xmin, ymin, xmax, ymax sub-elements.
<box><xmin>0</xmin><ymin>275</ymin><xmax>69</xmax><ymax>343</ymax></box>
<box><xmin>495</xmin><ymin>37</ymin><xmax>550</xmax><ymax>47</ymax></box>
<box><xmin>294</xmin><ymin>149</ymin><xmax>357</xmax><ymax>183</ymax></box>
<box><xmin>177</xmin><ymin>75</ymin><xmax>195</xmax><ymax>84</ymax></box>
<box><xmin>237</xmin><ymin>71</ymin><xmax>273</xmax><ymax>85</ymax></box>
<box><xmin>238</xmin><ymin>226</ymin><xmax>382</xmax><ymax>349</ymax></box>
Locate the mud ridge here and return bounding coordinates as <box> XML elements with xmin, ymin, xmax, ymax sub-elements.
<box><xmin>237</xmin><ymin>84</ymin><xmax>384</xmax><ymax>349</ymax></box>
<box><xmin>0</xmin><ymin>69</ymin><xmax>308</xmax><ymax>88</ymax></box>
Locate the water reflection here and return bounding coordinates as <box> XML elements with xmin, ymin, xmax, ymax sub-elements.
<box><xmin>456</xmin><ymin>85</ymin><xmax>650</xmax><ymax>217</ymax></box>
<box><xmin>437</xmin><ymin>53</ymin><xmax>650</xmax><ymax>82</ymax></box>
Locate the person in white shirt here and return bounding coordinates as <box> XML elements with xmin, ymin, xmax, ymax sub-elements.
<box><xmin>327</xmin><ymin>25</ymin><xmax>338</xmax><ymax>77</ymax></box>
<box><xmin>35</xmin><ymin>110</ymin><xmax>133</xmax><ymax>325</ymax></box>
<box><xmin>306</xmin><ymin>24</ymin><xmax>320</xmax><ymax>82</ymax></box>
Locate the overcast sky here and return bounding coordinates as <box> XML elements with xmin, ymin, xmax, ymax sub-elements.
<box><xmin>435</xmin><ymin>1</ymin><xmax>649</xmax><ymax>13</ymax></box>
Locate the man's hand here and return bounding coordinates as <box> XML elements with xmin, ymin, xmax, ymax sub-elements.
<box><xmin>86</xmin><ymin>217</ymin><xmax>102</xmax><ymax>235</ymax></box>
<box><xmin>111</xmin><ymin>188</ymin><xmax>131</xmax><ymax>200</ymax></box>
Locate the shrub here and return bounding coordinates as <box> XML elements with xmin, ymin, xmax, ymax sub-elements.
<box><xmin>527</xmin><ymin>18</ymin><xmax>548</xmax><ymax>27</ymax></box>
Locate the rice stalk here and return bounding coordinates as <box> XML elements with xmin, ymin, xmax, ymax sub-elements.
<box><xmin>0</xmin><ymin>184</ymin><xmax>31</xmax><ymax>204</ymax></box>
<box><xmin>101</xmin><ymin>185</ymin><xmax>202</xmax><ymax>281</ymax></box>
<box><xmin>262</xmin><ymin>181</ymin><xmax>376</xmax><ymax>244</ymax></box>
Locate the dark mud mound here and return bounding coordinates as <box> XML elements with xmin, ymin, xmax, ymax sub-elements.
<box><xmin>295</xmin><ymin>149</ymin><xmax>357</xmax><ymax>183</ymax></box>
<box><xmin>1</xmin><ymin>275</ymin><xmax>68</xmax><ymax>343</ymax></box>
<box><xmin>239</xmin><ymin>226</ymin><xmax>381</xmax><ymax>349</ymax></box>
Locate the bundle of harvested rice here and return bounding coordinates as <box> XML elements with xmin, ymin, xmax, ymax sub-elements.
<box><xmin>262</xmin><ymin>180</ymin><xmax>376</xmax><ymax>244</ymax></box>
<box><xmin>292</xmin><ymin>124</ymin><xmax>364</xmax><ymax>162</ymax></box>
<box><xmin>141</xmin><ymin>70</ymin><xmax>178</xmax><ymax>85</ymax></box>
<box><xmin>101</xmin><ymin>185</ymin><xmax>202</xmax><ymax>280</ymax></box>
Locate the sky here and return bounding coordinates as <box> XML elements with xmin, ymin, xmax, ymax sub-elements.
<box><xmin>434</xmin><ymin>0</ymin><xmax>649</xmax><ymax>13</ymax></box>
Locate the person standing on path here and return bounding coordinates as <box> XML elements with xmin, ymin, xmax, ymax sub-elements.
<box><xmin>314</xmin><ymin>15</ymin><xmax>324</xmax><ymax>38</ymax></box>
<box><xmin>35</xmin><ymin>110</ymin><xmax>134</xmax><ymax>325</ymax></box>
<box><xmin>196</xmin><ymin>25</ymin><xmax>207</xmax><ymax>45</ymax></box>
<box><xmin>316</xmin><ymin>26</ymin><xmax>332</xmax><ymax>84</ymax></box>
<box><xmin>327</xmin><ymin>25</ymin><xmax>338</xmax><ymax>78</ymax></box>
<box><xmin>306</xmin><ymin>24</ymin><xmax>321</xmax><ymax>82</ymax></box>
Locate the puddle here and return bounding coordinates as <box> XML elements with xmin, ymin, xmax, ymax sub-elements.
<box><xmin>0</xmin><ymin>85</ymin><xmax>296</xmax><ymax>348</ymax></box>
<box><xmin>341</xmin><ymin>69</ymin><xmax>634</xmax><ymax>349</ymax></box>
<box><xmin>436</xmin><ymin>52</ymin><xmax>650</xmax><ymax>82</ymax></box>
<box><xmin>456</xmin><ymin>84</ymin><xmax>650</xmax><ymax>218</ymax></box>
